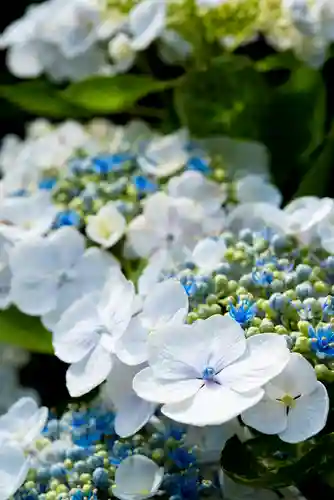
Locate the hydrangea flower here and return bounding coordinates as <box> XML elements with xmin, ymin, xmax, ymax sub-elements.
<box><xmin>133</xmin><ymin>315</ymin><xmax>290</xmax><ymax>426</ymax></box>
<box><xmin>113</xmin><ymin>454</ymin><xmax>164</xmax><ymax>500</ymax></box>
<box><xmin>116</xmin><ymin>279</ymin><xmax>189</xmax><ymax>366</ymax></box>
<box><xmin>53</xmin><ymin>269</ymin><xmax>134</xmax><ymax>396</ymax></box>
<box><xmin>86</xmin><ymin>201</ymin><xmax>126</xmax><ymax>248</ymax></box>
<box><xmin>9</xmin><ymin>227</ymin><xmax>119</xmax><ymax>327</ymax></box>
<box><xmin>242</xmin><ymin>353</ymin><xmax>329</xmax><ymax>443</ymax></box>
<box><xmin>309</xmin><ymin>324</ymin><xmax>334</xmax><ymax>358</ymax></box>
<box><xmin>102</xmin><ymin>359</ymin><xmax>156</xmax><ymax>438</ymax></box>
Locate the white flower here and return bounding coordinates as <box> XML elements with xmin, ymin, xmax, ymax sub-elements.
<box><xmin>133</xmin><ymin>315</ymin><xmax>290</xmax><ymax>426</ymax></box>
<box><xmin>137</xmin><ymin>249</ymin><xmax>173</xmax><ymax>298</ymax></box>
<box><xmin>138</xmin><ymin>130</ymin><xmax>189</xmax><ymax>178</ymax></box>
<box><xmin>129</xmin><ymin>0</ymin><xmax>166</xmax><ymax>51</ymax></box>
<box><xmin>53</xmin><ymin>270</ymin><xmax>134</xmax><ymax>397</ymax></box>
<box><xmin>86</xmin><ymin>202</ymin><xmax>126</xmax><ymax>249</ymax></box>
<box><xmin>0</xmin><ymin>233</ymin><xmax>13</xmax><ymax>309</ymax></box>
<box><xmin>284</xmin><ymin>196</ymin><xmax>334</xmax><ymax>244</ymax></box>
<box><xmin>168</xmin><ymin>170</ymin><xmax>226</xmax><ymax>214</ymax></box>
<box><xmin>226</xmin><ymin>202</ymin><xmax>288</xmax><ymax>235</ymax></box>
<box><xmin>241</xmin><ymin>353</ymin><xmax>329</xmax><ymax>443</ymax></box>
<box><xmin>0</xmin><ymin>441</ymin><xmax>30</xmax><ymax>500</ymax></box>
<box><xmin>116</xmin><ymin>279</ymin><xmax>188</xmax><ymax>366</ymax></box>
<box><xmin>0</xmin><ymin>397</ymin><xmax>48</xmax><ymax>448</ymax></box>
<box><xmin>191</xmin><ymin>237</ymin><xmax>227</xmax><ymax>273</ymax></box>
<box><xmin>0</xmin><ymin>191</ymin><xmax>57</xmax><ymax>242</ymax></box>
<box><xmin>9</xmin><ymin>227</ymin><xmax>118</xmax><ymax>325</ymax></box>
<box><xmin>127</xmin><ymin>192</ymin><xmax>203</xmax><ymax>261</ymax></box>
<box><xmin>235</xmin><ymin>174</ymin><xmax>282</xmax><ymax>207</ymax></box>
<box><xmin>108</xmin><ymin>33</ymin><xmax>136</xmax><ymax>72</ymax></box>
<box><xmin>318</xmin><ymin>211</ymin><xmax>334</xmax><ymax>253</ymax></box>
<box><xmin>197</xmin><ymin>136</ymin><xmax>270</xmax><ymax>179</ymax></box>
<box><xmin>113</xmin><ymin>454</ymin><xmax>164</xmax><ymax>500</ymax></box>
<box><xmin>102</xmin><ymin>359</ymin><xmax>156</xmax><ymax>438</ymax></box>
<box><xmin>185</xmin><ymin>421</ymin><xmax>237</xmax><ymax>464</ymax></box>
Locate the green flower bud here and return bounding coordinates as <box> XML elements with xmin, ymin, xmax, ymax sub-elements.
<box><xmin>294</xmin><ymin>336</ymin><xmax>310</xmax><ymax>353</ymax></box>
<box><xmin>260</xmin><ymin>319</ymin><xmax>275</xmax><ymax>333</ymax></box>
<box><xmin>206</xmin><ymin>294</ymin><xmax>218</xmax><ymax>305</ymax></box>
<box><xmin>246</xmin><ymin>326</ymin><xmax>259</xmax><ymax>337</ymax></box>
<box><xmin>275</xmin><ymin>325</ymin><xmax>288</xmax><ymax>335</ymax></box>
<box><xmin>297</xmin><ymin>320</ymin><xmax>311</xmax><ymax>336</ymax></box>
<box><xmin>80</xmin><ymin>474</ymin><xmax>91</xmax><ymax>485</ymax></box>
<box><xmin>64</xmin><ymin>460</ymin><xmax>73</xmax><ymax>470</ymax></box>
<box><xmin>186</xmin><ymin>312</ymin><xmax>198</xmax><ymax>324</ymax></box>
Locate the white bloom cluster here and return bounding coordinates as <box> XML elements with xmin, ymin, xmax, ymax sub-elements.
<box><xmin>0</xmin><ymin>0</ymin><xmax>173</xmax><ymax>81</ymax></box>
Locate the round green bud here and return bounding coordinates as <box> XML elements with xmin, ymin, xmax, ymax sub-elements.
<box><xmin>80</xmin><ymin>473</ymin><xmax>91</xmax><ymax>484</ymax></box>
<box><xmin>151</xmin><ymin>448</ymin><xmax>164</xmax><ymax>463</ymax></box>
<box><xmin>82</xmin><ymin>484</ymin><xmax>92</xmax><ymax>495</ymax></box>
<box><xmin>275</xmin><ymin>325</ymin><xmax>288</xmax><ymax>335</ymax></box>
<box><xmin>186</xmin><ymin>312</ymin><xmax>198</xmax><ymax>324</ymax></box>
<box><xmin>206</xmin><ymin>294</ymin><xmax>218</xmax><ymax>306</ymax></box>
<box><xmin>251</xmin><ymin>317</ymin><xmax>261</xmax><ymax>327</ymax></box>
<box><xmin>297</xmin><ymin>320</ymin><xmax>311</xmax><ymax>336</ymax></box>
<box><xmin>294</xmin><ymin>336</ymin><xmax>310</xmax><ymax>353</ymax></box>
<box><xmin>35</xmin><ymin>438</ymin><xmax>51</xmax><ymax>451</ymax></box>
<box><xmin>227</xmin><ymin>280</ymin><xmax>238</xmax><ymax>293</ymax></box>
<box><xmin>25</xmin><ymin>481</ymin><xmax>36</xmax><ymax>490</ymax></box>
<box><xmin>284</xmin><ymin>289</ymin><xmax>296</xmax><ymax>300</ymax></box>
<box><xmin>214</xmin><ymin>275</ymin><xmax>228</xmax><ymax>293</ymax></box>
<box><xmin>246</xmin><ymin>327</ymin><xmax>259</xmax><ymax>337</ymax></box>
<box><xmin>197</xmin><ymin>305</ymin><xmax>211</xmax><ymax>319</ymax></box>
<box><xmin>213</xmin><ymin>168</ymin><xmax>225</xmax><ymax>182</ymax></box>
<box><xmin>315</xmin><ymin>364</ymin><xmax>332</xmax><ymax>381</ymax></box>
<box><xmin>95</xmin><ymin>450</ymin><xmax>108</xmax><ymax>458</ymax></box>
<box><xmin>46</xmin><ymin>493</ymin><xmax>57</xmax><ymax>500</ymax></box>
<box><xmin>314</xmin><ymin>281</ymin><xmax>330</xmax><ymax>295</ymax></box>
<box><xmin>63</xmin><ymin>459</ymin><xmax>73</xmax><ymax>470</ymax></box>
<box><xmin>50</xmin><ymin>480</ymin><xmax>60</xmax><ymax>491</ymax></box>
<box><xmin>56</xmin><ymin>485</ymin><xmax>68</xmax><ymax>494</ymax></box>
<box><xmin>260</xmin><ymin>319</ymin><xmax>275</xmax><ymax>333</ymax></box>
<box><xmin>103</xmin><ymin>458</ymin><xmax>110</xmax><ymax>468</ymax></box>
<box><xmin>95</xmin><ymin>444</ymin><xmax>106</xmax><ymax>452</ymax></box>
<box><xmin>208</xmin><ymin>304</ymin><xmax>222</xmax><ymax>316</ymax></box>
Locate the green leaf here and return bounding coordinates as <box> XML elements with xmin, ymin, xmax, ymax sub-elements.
<box><xmin>221</xmin><ymin>433</ymin><xmax>334</xmax><ymax>490</ymax></box>
<box><xmin>174</xmin><ymin>55</ymin><xmax>268</xmax><ymax>139</ymax></box>
<box><xmin>259</xmin><ymin>65</ymin><xmax>326</xmax><ymax>195</ymax></box>
<box><xmin>294</xmin><ymin>126</ymin><xmax>334</xmax><ymax>198</ymax></box>
<box><xmin>0</xmin><ymin>81</ymin><xmax>88</xmax><ymax>118</ymax></box>
<box><xmin>0</xmin><ymin>307</ymin><xmax>53</xmax><ymax>354</ymax></box>
<box><xmin>61</xmin><ymin>75</ymin><xmax>177</xmax><ymax>113</ymax></box>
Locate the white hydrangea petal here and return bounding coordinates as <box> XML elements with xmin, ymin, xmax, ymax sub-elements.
<box><xmin>236</xmin><ymin>175</ymin><xmax>282</xmax><ymax>207</ymax></box>
<box><xmin>241</xmin><ymin>397</ymin><xmax>287</xmax><ymax>435</ymax></box>
<box><xmin>11</xmin><ymin>275</ymin><xmax>58</xmax><ymax>316</ymax></box>
<box><xmin>149</xmin><ymin>316</ymin><xmax>246</xmax><ymax>380</ymax></box>
<box><xmin>162</xmin><ymin>385</ymin><xmax>264</xmax><ymax>426</ymax></box>
<box><xmin>98</xmin><ymin>270</ymin><xmax>135</xmax><ymax>338</ymax></box>
<box><xmin>115</xmin><ymin>315</ymin><xmax>149</xmax><ymax>366</ymax></box>
<box><xmin>142</xmin><ymin>278</ymin><xmax>188</xmax><ymax>330</ymax></box>
<box><xmin>127</xmin><ymin>215</ymin><xmax>160</xmax><ymax>259</ymax></box>
<box><xmin>114</xmin><ymin>396</ymin><xmax>156</xmax><ymax>438</ymax></box>
<box><xmin>279</xmin><ymin>382</ymin><xmax>329</xmax><ymax>443</ymax></box>
<box><xmin>66</xmin><ymin>343</ymin><xmax>113</xmax><ymax>397</ymax></box>
<box><xmin>114</xmin><ymin>455</ymin><xmax>164</xmax><ymax>499</ymax></box>
<box><xmin>5</xmin><ymin>397</ymin><xmax>38</xmax><ymax>420</ymax></box>
<box><xmin>266</xmin><ymin>353</ymin><xmax>318</xmax><ymax>399</ymax></box>
<box><xmin>130</xmin><ymin>0</ymin><xmax>166</xmax><ymax>51</ymax></box>
<box><xmin>185</xmin><ymin>422</ymin><xmax>237</xmax><ymax>464</ymax></box>
<box><xmin>137</xmin><ymin>249</ymin><xmax>170</xmax><ymax>297</ymax></box>
<box><xmin>48</xmin><ymin>227</ymin><xmax>85</xmax><ymax>271</ymax></box>
<box><xmin>192</xmin><ymin>238</ymin><xmax>226</xmax><ymax>271</ymax></box>
<box><xmin>0</xmin><ymin>442</ymin><xmax>30</xmax><ymax>500</ymax></box>
<box><xmin>133</xmin><ymin>367</ymin><xmax>202</xmax><ymax>403</ymax></box>
<box><xmin>9</xmin><ymin>237</ymin><xmax>58</xmax><ymax>277</ymax></box>
<box><xmin>139</xmin><ymin>131</ymin><xmax>188</xmax><ymax>177</ymax></box>
<box><xmin>218</xmin><ymin>334</ymin><xmax>290</xmax><ymax>393</ymax></box>
<box><xmin>22</xmin><ymin>406</ymin><xmax>49</xmax><ymax>447</ymax></box>
<box><xmin>7</xmin><ymin>43</ymin><xmax>43</xmax><ymax>78</ymax></box>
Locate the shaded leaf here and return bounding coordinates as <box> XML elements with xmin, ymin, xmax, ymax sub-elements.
<box><xmin>61</xmin><ymin>75</ymin><xmax>177</xmax><ymax>113</ymax></box>
<box><xmin>221</xmin><ymin>433</ymin><xmax>334</xmax><ymax>490</ymax></box>
<box><xmin>294</xmin><ymin>126</ymin><xmax>334</xmax><ymax>198</ymax></box>
<box><xmin>174</xmin><ymin>55</ymin><xmax>268</xmax><ymax>139</ymax></box>
<box><xmin>0</xmin><ymin>81</ymin><xmax>88</xmax><ymax>118</ymax></box>
<box><xmin>0</xmin><ymin>307</ymin><xmax>53</xmax><ymax>354</ymax></box>
<box><xmin>259</xmin><ymin>65</ymin><xmax>326</xmax><ymax>198</ymax></box>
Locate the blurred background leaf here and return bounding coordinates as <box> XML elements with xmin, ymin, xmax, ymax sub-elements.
<box><xmin>61</xmin><ymin>75</ymin><xmax>178</xmax><ymax>114</ymax></box>
<box><xmin>174</xmin><ymin>55</ymin><xmax>268</xmax><ymax>139</ymax></box>
<box><xmin>0</xmin><ymin>307</ymin><xmax>53</xmax><ymax>353</ymax></box>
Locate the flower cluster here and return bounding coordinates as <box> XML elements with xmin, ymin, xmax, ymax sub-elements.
<box><xmin>1</xmin><ymin>0</ymin><xmax>334</xmax><ymax>81</ymax></box>
<box><xmin>1</xmin><ymin>118</ymin><xmax>334</xmax><ymax>498</ymax></box>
